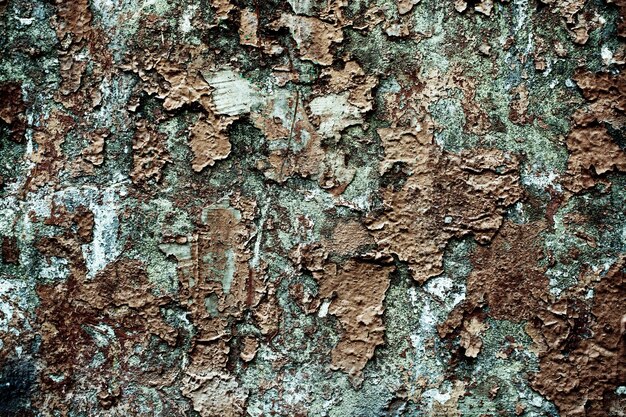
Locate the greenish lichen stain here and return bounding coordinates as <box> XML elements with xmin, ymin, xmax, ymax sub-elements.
<box><xmin>0</xmin><ymin>0</ymin><xmax>625</xmax><ymax>415</ymax></box>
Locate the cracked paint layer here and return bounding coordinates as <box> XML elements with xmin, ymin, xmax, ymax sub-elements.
<box><xmin>0</xmin><ymin>0</ymin><xmax>625</xmax><ymax>416</ymax></box>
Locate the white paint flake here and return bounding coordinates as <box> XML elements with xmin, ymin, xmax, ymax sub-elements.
<box><xmin>204</xmin><ymin>69</ymin><xmax>263</xmax><ymax>116</ymax></box>
<box><xmin>83</xmin><ymin>187</ymin><xmax>122</xmax><ymax>279</ymax></box>
<box><xmin>308</xmin><ymin>93</ymin><xmax>362</xmax><ymax>139</ymax></box>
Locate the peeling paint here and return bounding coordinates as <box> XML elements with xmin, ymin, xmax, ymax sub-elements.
<box><xmin>0</xmin><ymin>0</ymin><xmax>625</xmax><ymax>415</ymax></box>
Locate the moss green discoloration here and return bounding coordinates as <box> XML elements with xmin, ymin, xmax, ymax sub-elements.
<box><xmin>0</xmin><ymin>0</ymin><xmax>625</xmax><ymax>415</ymax></box>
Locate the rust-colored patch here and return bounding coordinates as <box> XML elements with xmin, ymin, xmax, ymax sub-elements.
<box><xmin>73</xmin><ymin>128</ymin><xmax>109</xmax><ymax>176</ymax></box>
<box><xmin>439</xmin><ymin>221</ymin><xmax>547</xmax><ymax>342</ymax></box>
<box><xmin>299</xmin><ymin>245</ymin><xmax>396</xmax><ymax>377</ymax></box>
<box><xmin>25</xmin><ymin>110</ymin><xmax>74</xmax><ymax>193</ymax></box>
<box><xmin>509</xmin><ymin>83</ymin><xmax>531</xmax><ymax>125</ymax></box>
<box><xmin>188</xmin><ymin>112</ymin><xmax>234</xmax><ymax>172</ymax></box>
<box><xmin>2</xmin><ymin>0</ymin><xmax>624</xmax><ymax>414</ymax></box>
<box><xmin>529</xmin><ymin>258</ymin><xmax>626</xmax><ymax>416</ymax></box>
<box><xmin>564</xmin><ymin>126</ymin><xmax>626</xmax><ymax>191</ymax></box>
<box><xmin>35</xmin><ymin>258</ymin><xmax>178</xmax><ymax>412</ymax></box>
<box><xmin>321</xmin><ymin>220</ymin><xmax>374</xmax><ymax>256</ymax></box>
<box><xmin>381</xmin><ymin>68</ymin><xmax>490</xmax><ymax>138</ymax></box>
<box><xmin>44</xmin><ymin>203</ymin><xmax>95</xmax><ymax>244</ymax></box>
<box><xmin>131</xmin><ymin>120</ymin><xmax>171</xmax><ymax>187</ymax></box>
<box><xmin>441</xmin><ymin>217</ymin><xmax>625</xmax><ymax>415</ymax></box>
<box><xmin>368</xmin><ymin>127</ymin><xmax>522</xmax><ymax>284</ymax></box>
<box><xmin>467</xmin><ymin>221</ymin><xmax>548</xmax><ymax>322</ymax></box>
<box><xmin>177</xmin><ymin>200</ymin><xmax>257</xmax><ymax>345</ymax></box>
<box><xmin>274</xmin><ymin>14</ymin><xmax>343</xmax><ymax>66</ymax></box>
<box><xmin>34</xmin><ymin>205</ymin><xmax>177</xmax><ymax>412</ymax></box>
<box><xmin>1</xmin><ymin>236</ymin><xmax>19</xmax><ymax>264</ymax></box>
<box><xmin>564</xmin><ymin>70</ymin><xmax>626</xmax><ymax>192</ymax></box>
<box><xmin>162</xmin><ymin>196</ymin><xmax>272</xmax><ymax>414</ymax></box>
<box><xmin>50</xmin><ymin>0</ymin><xmax>113</xmax><ymax>111</ymax></box>
<box><xmin>320</xmin><ymin>258</ymin><xmax>395</xmax><ymax>377</ymax></box>
<box><xmin>184</xmin><ymin>204</ymin><xmax>262</xmax><ymax>412</ymax></box>
<box><xmin>0</xmin><ymin>82</ymin><xmax>26</xmax><ymax>142</ymax></box>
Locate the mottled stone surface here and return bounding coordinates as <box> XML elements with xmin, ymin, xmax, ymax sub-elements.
<box><xmin>0</xmin><ymin>0</ymin><xmax>625</xmax><ymax>415</ymax></box>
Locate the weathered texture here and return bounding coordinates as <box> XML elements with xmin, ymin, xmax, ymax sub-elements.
<box><xmin>529</xmin><ymin>259</ymin><xmax>626</xmax><ymax>416</ymax></box>
<box><xmin>298</xmin><ymin>246</ymin><xmax>396</xmax><ymax>378</ymax></box>
<box><xmin>564</xmin><ymin>69</ymin><xmax>626</xmax><ymax>191</ymax></box>
<box><xmin>1</xmin><ymin>0</ymin><xmax>625</xmax><ymax>416</ymax></box>
<box><xmin>188</xmin><ymin>114</ymin><xmax>233</xmax><ymax>172</ymax></box>
<box><xmin>368</xmin><ymin>128</ymin><xmax>523</xmax><ymax>283</ymax></box>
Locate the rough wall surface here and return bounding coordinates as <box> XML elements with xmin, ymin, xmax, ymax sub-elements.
<box><xmin>0</xmin><ymin>0</ymin><xmax>625</xmax><ymax>415</ymax></box>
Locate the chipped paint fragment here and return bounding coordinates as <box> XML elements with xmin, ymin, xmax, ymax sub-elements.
<box><xmin>1</xmin><ymin>0</ymin><xmax>625</xmax><ymax>415</ymax></box>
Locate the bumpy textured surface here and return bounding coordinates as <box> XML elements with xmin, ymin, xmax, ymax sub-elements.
<box><xmin>0</xmin><ymin>0</ymin><xmax>625</xmax><ymax>416</ymax></box>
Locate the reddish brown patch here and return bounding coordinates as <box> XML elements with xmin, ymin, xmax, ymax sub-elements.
<box><xmin>1</xmin><ymin>236</ymin><xmax>19</xmax><ymax>265</ymax></box>
<box><xmin>508</xmin><ymin>83</ymin><xmax>531</xmax><ymax>125</ymax></box>
<box><xmin>50</xmin><ymin>0</ymin><xmax>113</xmax><ymax>112</ymax></box>
<box><xmin>161</xmin><ymin>197</ymin><xmax>267</xmax><ymax>416</ymax></box>
<box><xmin>368</xmin><ymin>127</ymin><xmax>523</xmax><ymax>283</ymax></box>
<box><xmin>33</xmin><ymin>202</ymin><xmax>177</xmax><ymax>413</ymax></box>
<box><xmin>0</xmin><ymin>82</ymin><xmax>27</xmax><ymax>142</ymax></box>
<box><xmin>545</xmin><ymin>186</ymin><xmax>564</xmax><ymax>228</ymax></box>
<box><xmin>440</xmin><ymin>220</ymin><xmax>548</xmax><ymax>331</ymax></box>
<box><xmin>33</xmin><ymin>203</ymin><xmax>92</xmax><ymax>281</ymax></box>
<box><xmin>298</xmin><ymin>244</ymin><xmax>396</xmax><ymax>378</ymax></box>
<box><xmin>467</xmin><ymin>221</ymin><xmax>549</xmax><ymax>322</ymax></box>
<box><xmin>23</xmin><ymin>110</ymin><xmax>74</xmax><ymax>194</ymax></box>
<box><xmin>72</xmin><ymin>128</ymin><xmax>109</xmax><ymax>176</ymax></box>
<box><xmin>188</xmin><ymin>112</ymin><xmax>234</xmax><ymax>172</ymax></box>
<box><xmin>130</xmin><ymin>120</ymin><xmax>171</xmax><ymax>187</ymax></box>
<box><xmin>35</xmin><ymin>259</ymin><xmax>178</xmax><ymax>412</ymax></box>
<box><xmin>441</xmin><ymin>218</ymin><xmax>626</xmax><ymax>416</ymax></box>
<box><xmin>529</xmin><ymin>259</ymin><xmax>626</xmax><ymax>416</ymax></box>
<box><xmin>564</xmin><ymin>69</ymin><xmax>626</xmax><ymax>192</ymax></box>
